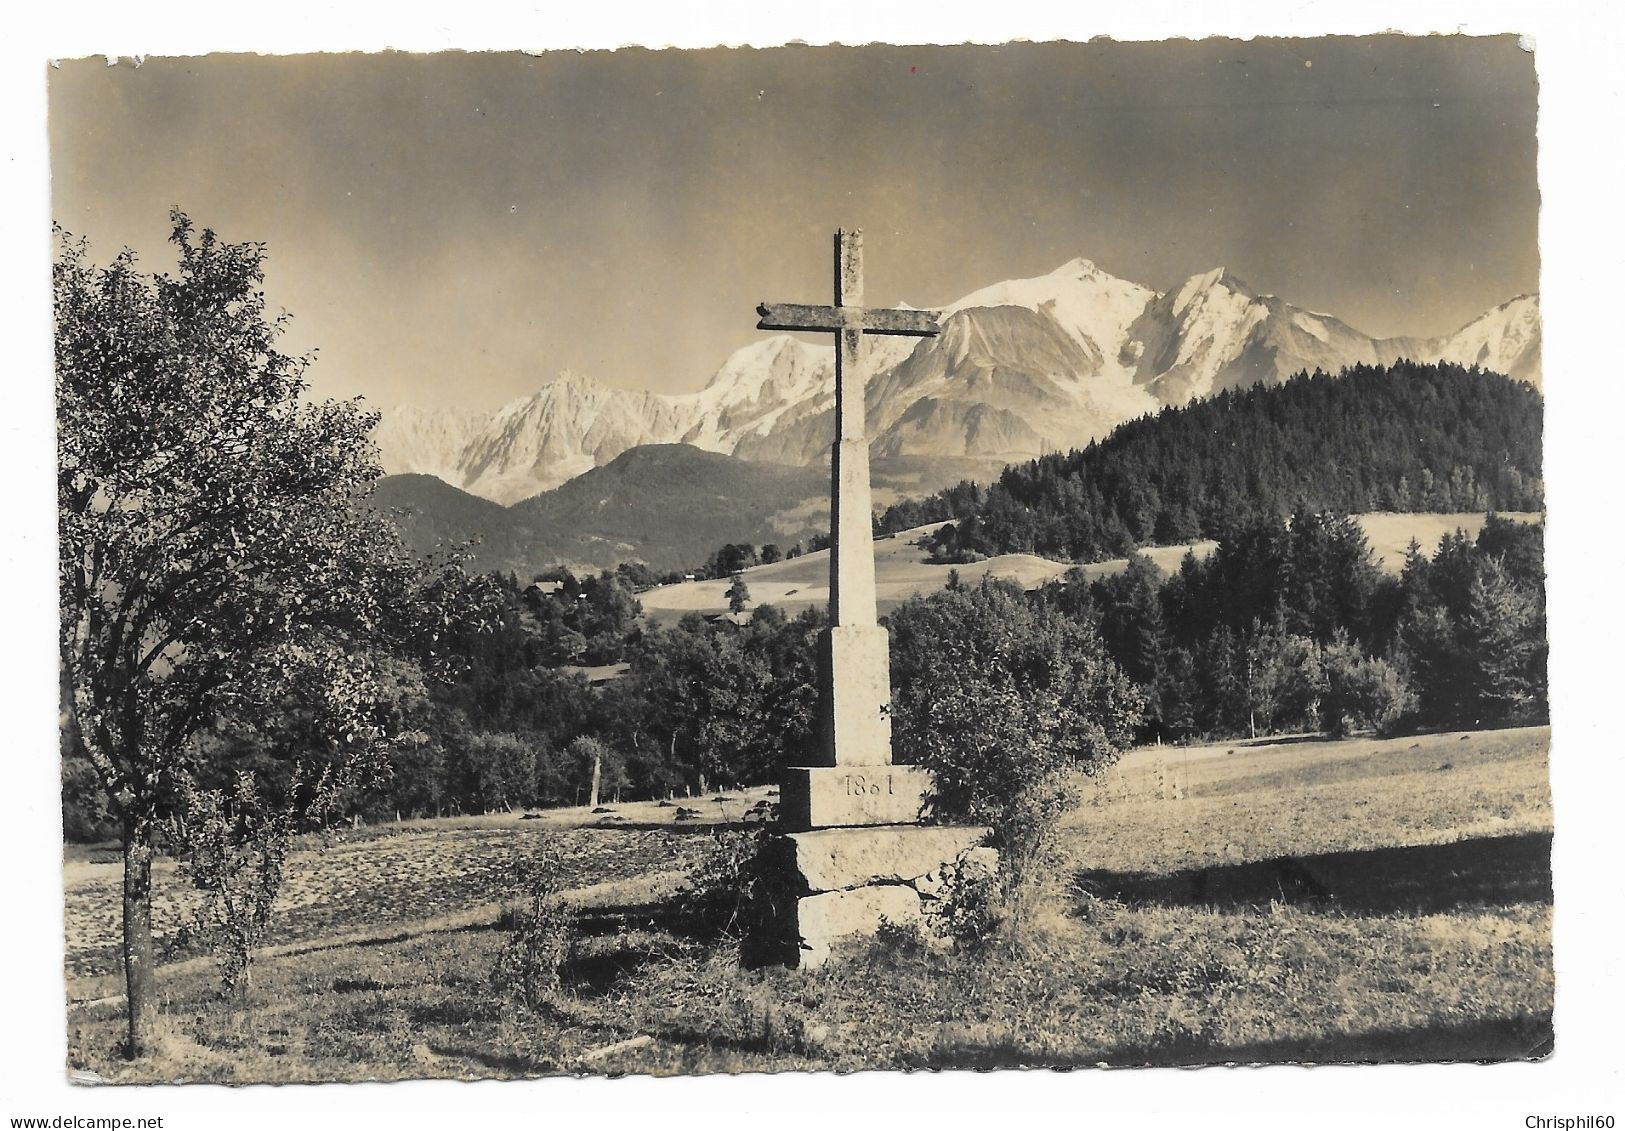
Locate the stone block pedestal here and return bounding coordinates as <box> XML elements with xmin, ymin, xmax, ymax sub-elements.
<box><xmin>778</xmin><ymin>764</ymin><xmax>932</xmax><ymax>831</ymax></box>
<box><xmin>793</xmin><ymin>885</ymin><xmax>925</xmax><ymax>968</ymax></box>
<box><xmin>759</xmin><ymin>815</ymin><xmax>996</xmax><ymax>969</ymax></box>
<box><xmin>783</xmin><ymin>825</ymin><xmax>987</xmax><ymax>891</ymax></box>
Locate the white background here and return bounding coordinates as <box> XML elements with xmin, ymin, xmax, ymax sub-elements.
<box><xmin>3</xmin><ymin>3</ymin><xmax>1619</xmax><ymax>1128</ymax></box>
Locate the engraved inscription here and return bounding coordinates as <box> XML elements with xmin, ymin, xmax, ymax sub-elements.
<box><xmin>841</xmin><ymin>773</ymin><xmax>896</xmax><ymax>797</ymax></box>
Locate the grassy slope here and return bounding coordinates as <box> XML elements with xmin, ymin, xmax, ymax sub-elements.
<box><xmin>638</xmin><ymin>512</ymin><xmax>1541</xmax><ymax>625</ymax></box>
<box><xmin>67</xmin><ymin>727</ymin><xmax>1552</xmax><ymax>1080</ymax></box>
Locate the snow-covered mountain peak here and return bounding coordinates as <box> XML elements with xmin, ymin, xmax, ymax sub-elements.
<box><xmin>545</xmin><ymin>368</ymin><xmax>607</xmax><ymax>393</ymax></box>
<box><xmin>1050</xmin><ymin>255</ymin><xmax>1101</xmax><ymax>277</ymax></box>
<box><xmin>948</xmin><ymin>257</ymin><xmax>1144</xmax><ymax>314</ymax></box>
<box><xmin>1434</xmin><ymin>293</ymin><xmax>1542</xmax><ymax>386</ymax></box>
<box><xmin>698</xmin><ymin>335</ymin><xmax>823</xmax><ymax>391</ymax></box>
<box><xmin>1170</xmin><ymin>266</ymin><xmax>1257</xmax><ymax>311</ymax></box>
<box><xmin>944</xmin><ymin>257</ymin><xmax>1156</xmax><ymax>379</ymax></box>
<box><xmin>373</xmin><ymin>256</ymin><xmax>1540</xmax><ymax>505</ymax></box>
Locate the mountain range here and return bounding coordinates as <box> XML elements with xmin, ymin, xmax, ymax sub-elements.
<box><xmin>371</xmin><ymin>258</ymin><xmax>1541</xmax><ymax>507</ymax></box>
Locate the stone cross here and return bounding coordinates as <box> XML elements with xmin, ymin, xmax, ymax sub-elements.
<box><xmin>753</xmin><ymin>233</ymin><xmax>995</xmax><ymax>969</ymax></box>
<box><xmin>757</xmin><ymin>229</ymin><xmax>940</xmax><ymax>770</ymax></box>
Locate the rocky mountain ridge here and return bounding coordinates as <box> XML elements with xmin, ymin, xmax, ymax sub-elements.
<box><xmin>374</xmin><ymin>259</ymin><xmax>1541</xmax><ymax>504</ymax></box>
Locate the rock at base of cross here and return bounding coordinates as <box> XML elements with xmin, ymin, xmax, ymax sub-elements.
<box><xmin>750</xmin><ymin>824</ymin><xmax>997</xmax><ymax>969</ymax></box>
<box><xmin>781</xmin><ymin>825</ymin><xmax>987</xmax><ymax>892</ymax></box>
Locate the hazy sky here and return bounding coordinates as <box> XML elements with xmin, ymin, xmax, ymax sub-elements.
<box><xmin>49</xmin><ymin>37</ymin><xmax>1538</xmax><ymax>410</ymax></box>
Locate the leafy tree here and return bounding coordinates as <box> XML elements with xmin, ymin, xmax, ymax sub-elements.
<box><xmin>1321</xmin><ymin>637</ymin><xmax>1415</xmax><ymax>735</ymax></box>
<box><xmin>1245</xmin><ymin>624</ymin><xmax>1325</xmax><ymax>735</ymax></box>
<box><xmin>55</xmin><ymin>215</ymin><xmax>489</xmax><ymax>1056</ymax></box>
<box><xmin>593</xmin><ymin>607</ymin><xmax>822</xmax><ymax>795</ymax></box>
<box><xmin>705</xmin><ymin>542</ymin><xmax>758</xmax><ymax>579</ymax></box>
<box><xmin>887</xmin><ymin>580</ymin><xmax>1143</xmax><ymax>889</ymax></box>
<box><xmin>62</xmin><ymin>748</ymin><xmax>120</xmax><ymax>843</ymax></box>
<box><xmin>749</xmin><ymin>602</ymin><xmax>787</xmax><ymax>631</ymax></box>
<box><xmin>693</xmin><ymin>631</ymin><xmax>775</xmax><ymax>787</ymax></box>
<box><xmin>452</xmin><ymin>732</ymin><xmax>537</xmax><ymax>813</ymax></box>
<box><xmin>569</xmin><ymin>735</ymin><xmax>627</xmax><ymax>806</ymax></box>
<box><xmin>614</xmin><ymin>560</ymin><xmax>659</xmax><ymax>592</ymax></box>
<box><xmin>726</xmin><ymin>571</ymin><xmax>751</xmax><ymax>615</ymax></box>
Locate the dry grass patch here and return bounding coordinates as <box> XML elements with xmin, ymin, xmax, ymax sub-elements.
<box><xmin>66</xmin><ymin>726</ymin><xmax>1553</xmax><ymax>1079</ymax></box>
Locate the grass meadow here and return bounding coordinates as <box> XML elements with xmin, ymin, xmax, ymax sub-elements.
<box><xmin>64</xmin><ymin>726</ymin><xmax>1553</xmax><ymax>1080</ymax></box>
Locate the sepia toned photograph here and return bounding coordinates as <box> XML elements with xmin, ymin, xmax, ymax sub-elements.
<box><xmin>49</xmin><ymin>32</ymin><xmax>1553</xmax><ymax>1085</ymax></box>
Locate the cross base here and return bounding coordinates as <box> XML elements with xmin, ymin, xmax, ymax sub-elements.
<box><xmin>778</xmin><ymin>764</ymin><xmax>931</xmax><ymax>831</ymax></box>
<box><xmin>754</xmin><ymin>825</ymin><xmax>998</xmax><ymax>969</ymax></box>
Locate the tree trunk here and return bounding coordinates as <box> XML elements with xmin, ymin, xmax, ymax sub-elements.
<box><xmin>588</xmin><ymin>750</ymin><xmax>602</xmax><ymax>809</ymax></box>
<box><xmin>121</xmin><ymin>822</ymin><xmax>158</xmax><ymax>1059</ymax></box>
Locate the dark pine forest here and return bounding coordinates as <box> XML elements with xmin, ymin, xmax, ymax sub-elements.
<box><xmin>879</xmin><ymin>362</ymin><xmax>1543</xmax><ymax>562</ymax></box>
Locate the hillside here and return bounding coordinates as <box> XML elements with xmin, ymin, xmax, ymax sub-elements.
<box><xmin>879</xmin><ymin>362</ymin><xmax>1544</xmax><ymax>564</ymax></box>
<box><xmin>374</xmin><ymin>258</ymin><xmax>1541</xmax><ymax>504</ymax></box>
<box><xmin>369</xmin><ymin>474</ymin><xmax>547</xmax><ymax>579</ymax></box>
<box><xmin>372</xmin><ymin>446</ymin><xmax>831</xmax><ymax>577</ymax></box>
<box><xmin>376</xmin><ymin>364</ymin><xmax>1544</xmax><ymax>581</ymax></box>
<box><xmin>508</xmin><ymin>445</ymin><xmax>828</xmax><ymax>572</ymax></box>
<box><xmin>637</xmin><ymin>511</ymin><xmax>1540</xmax><ymax>625</ymax></box>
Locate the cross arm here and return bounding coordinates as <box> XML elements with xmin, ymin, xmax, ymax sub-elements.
<box><xmin>756</xmin><ymin>302</ymin><xmax>942</xmax><ymax>337</ymax></box>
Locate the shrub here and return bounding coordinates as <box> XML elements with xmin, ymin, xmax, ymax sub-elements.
<box><xmin>168</xmin><ymin>766</ymin><xmax>341</xmax><ymax>995</ymax></box>
<box><xmin>888</xmin><ymin>580</ymin><xmax>1142</xmax><ymax>896</ymax></box>
<box><xmin>491</xmin><ymin>844</ymin><xmax>577</xmax><ymax>1008</ymax></box>
<box><xmin>1322</xmin><ymin>642</ymin><xmax>1416</xmax><ymax>736</ymax></box>
<box><xmin>675</xmin><ymin>827</ymin><xmax>767</xmax><ymax>938</ymax></box>
<box><xmin>923</xmin><ymin>851</ymin><xmax>1005</xmax><ymax>950</ymax></box>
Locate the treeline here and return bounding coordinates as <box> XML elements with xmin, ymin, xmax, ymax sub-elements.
<box><xmin>558</xmin><ymin>531</ymin><xmax>836</xmax><ymax>591</ymax></box>
<box><xmin>696</xmin><ymin>534</ymin><xmax>829</xmax><ymax>580</ymax></box>
<box><xmin>878</xmin><ymin>362</ymin><xmax>1544</xmax><ymax>562</ymax></box>
<box><xmin>62</xmin><ymin>510</ymin><xmax>1545</xmax><ymax>840</ymax></box>
<box><xmin>58</xmin><ymin>364</ymin><xmax>1549</xmax><ymax>840</ymax></box>
<box><xmin>364</xmin><ymin>598</ymin><xmax>828</xmax><ymax>818</ymax></box>
<box><xmin>340</xmin><ymin>577</ymin><xmax>1148</xmax><ymax>823</ymax></box>
<box><xmin>1050</xmin><ymin>509</ymin><xmax>1547</xmax><ymax>741</ymax></box>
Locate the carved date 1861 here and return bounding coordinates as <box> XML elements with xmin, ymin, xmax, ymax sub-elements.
<box><xmin>841</xmin><ymin>773</ymin><xmax>895</xmax><ymax>797</ymax></box>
